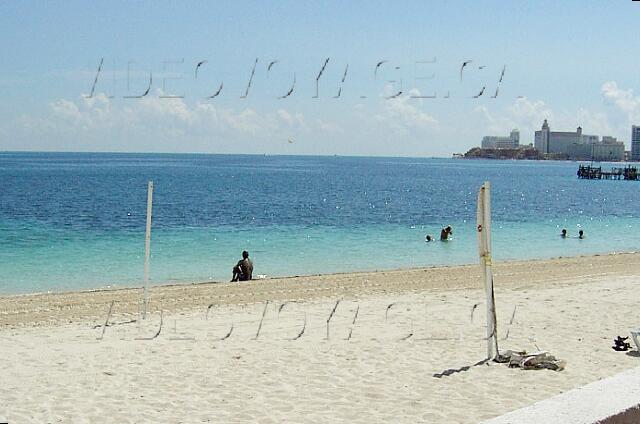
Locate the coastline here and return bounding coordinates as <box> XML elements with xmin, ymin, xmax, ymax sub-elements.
<box><xmin>1</xmin><ymin>251</ymin><xmax>638</xmax><ymax>328</ymax></box>
<box><xmin>2</xmin><ymin>251</ymin><xmax>640</xmax><ymax>422</ymax></box>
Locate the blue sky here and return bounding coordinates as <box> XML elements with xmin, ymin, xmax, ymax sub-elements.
<box><xmin>1</xmin><ymin>0</ymin><xmax>640</xmax><ymax>156</ymax></box>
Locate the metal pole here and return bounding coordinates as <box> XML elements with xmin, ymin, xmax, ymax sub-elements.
<box><xmin>143</xmin><ymin>181</ymin><xmax>153</xmax><ymax>319</ymax></box>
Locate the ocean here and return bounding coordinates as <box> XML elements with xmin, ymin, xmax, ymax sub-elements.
<box><xmin>1</xmin><ymin>152</ymin><xmax>639</xmax><ymax>294</ymax></box>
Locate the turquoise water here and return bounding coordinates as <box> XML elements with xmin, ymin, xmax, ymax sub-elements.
<box><xmin>1</xmin><ymin>153</ymin><xmax>639</xmax><ymax>294</ymax></box>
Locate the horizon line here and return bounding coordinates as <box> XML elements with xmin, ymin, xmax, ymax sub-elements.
<box><xmin>0</xmin><ymin>149</ymin><xmax>454</xmax><ymax>160</ymax></box>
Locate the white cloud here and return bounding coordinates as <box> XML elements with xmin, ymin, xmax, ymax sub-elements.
<box><xmin>9</xmin><ymin>91</ymin><xmax>344</xmax><ymax>152</ymax></box>
<box><xmin>561</xmin><ymin>108</ymin><xmax>615</xmax><ymax>137</ymax></box>
<box><xmin>218</xmin><ymin>108</ymin><xmax>274</xmax><ymax>134</ymax></box>
<box><xmin>51</xmin><ymin>98</ymin><xmax>83</xmax><ymax>120</ymax></box>
<box><xmin>277</xmin><ymin>109</ymin><xmax>294</xmax><ymax>126</ymax></box>
<box><xmin>313</xmin><ymin>118</ymin><xmax>343</xmax><ymax>133</ymax></box>
<box><xmin>602</xmin><ymin>81</ymin><xmax>640</xmax><ymax>124</ymax></box>
<box><xmin>475</xmin><ymin>97</ymin><xmax>553</xmax><ymax>139</ymax></box>
<box><xmin>136</xmin><ymin>94</ymin><xmax>194</xmax><ymax>125</ymax></box>
<box><xmin>374</xmin><ymin>86</ymin><xmax>439</xmax><ymax>133</ymax></box>
<box><xmin>17</xmin><ymin>84</ymin><xmax>468</xmax><ymax>157</ymax></box>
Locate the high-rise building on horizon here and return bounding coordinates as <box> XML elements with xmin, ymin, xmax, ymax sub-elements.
<box><xmin>536</xmin><ymin>119</ymin><xmax>550</xmax><ymax>153</ymax></box>
<box><xmin>481</xmin><ymin>129</ymin><xmax>520</xmax><ymax>149</ymax></box>
<box><xmin>534</xmin><ymin>120</ymin><xmax>596</xmax><ymax>158</ymax></box>
<box><xmin>632</xmin><ymin>125</ymin><xmax>640</xmax><ymax>161</ymax></box>
<box><xmin>510</xmin><ymin>129</ymin><xmax>520</xmax><ymax>148</ymax></box>
<box><xmin>534</xmin><ymin>119</ymin><xmax>624</xmax><ymax>161</ymax></box>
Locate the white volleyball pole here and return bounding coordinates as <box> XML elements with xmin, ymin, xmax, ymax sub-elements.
<box><xmin>484</xmin><ymin>182</ymin><xmax>499</xmax><ymax>359</ymax></box>
<box><xmin>143</xmin><ymin>181</ymin><xmax>153</xmax><ymax>319</ymax></box>
<box><xmin>477</xmin><ymin>181</ymin><xmax>499</xmax><ymax>360</ymax></box>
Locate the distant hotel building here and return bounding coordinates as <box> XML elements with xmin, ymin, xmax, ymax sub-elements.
<box><xmin>632</xmin><ymin>125</ymin><xmax>640</xmax><ymax>161</ymax></box>
<box><xmin>481</xmin><ymin>129</ymin><xmax>520</xmax><ymax>149</ymax></box>
<box><xmin>534</xmin><ymin>119</ymin><xmax>624</xmax><ymax>161</ymax></box>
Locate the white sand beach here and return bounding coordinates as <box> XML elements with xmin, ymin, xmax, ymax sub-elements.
<box><xmin>1</xmin><ymin>253</ymin><xmax>640</xmax><ymax>423</ymax></box>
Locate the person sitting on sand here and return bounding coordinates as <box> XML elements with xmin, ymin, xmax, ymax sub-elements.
<box><xmin>561</xmin><ymin>229</ymin><xmax>567</xmax><ymax>238</ymax></box>
<box><xmin>231</xmin><ymin>250</ymin><xmax>254</xmax><ymax>282</ymax></box>
<box><xmin>578</xmin><ymin>230</ymin><xmax>584</xmax><ymax>239</ymax></box>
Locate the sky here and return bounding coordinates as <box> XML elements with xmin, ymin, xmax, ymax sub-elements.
<box><xmin>1</xmin><ymin>0</ymin><xmax>640</xmax><ymax>157</ymax></box>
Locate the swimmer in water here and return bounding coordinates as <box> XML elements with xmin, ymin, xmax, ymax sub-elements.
<box><xmin>440</xmin><ymin>226</ymin><xmax>453</xmax><ymax>241</ymax></box>
<box><xmin>426</xmin><ymin>234</ymin><xmax>433</xmax><ymax>242</ymax></box>
<box><xmin>578</xmin><ymin>230</ymin><xmax>584</xmax><ymax>239</ymax></box>
<box><xmin>561</xmin><ymin>228</ymin><xmax>567</xmax><ymax>238</ymax></box>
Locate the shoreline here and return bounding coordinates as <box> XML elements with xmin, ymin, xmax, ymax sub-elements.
<box><xmin>2</xmin><ymin>249</ymin><xmax>636</xmax><ymax>299</ymax></box>
<box><xmin>2</xmin><ymin>251</ymin><xmax>639</xmax><ymax>328</ymax></box>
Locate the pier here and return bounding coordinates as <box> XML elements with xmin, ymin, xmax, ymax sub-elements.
<box><xmin>577</xmin><ymin>165</ymin><xmax>638</xmax><ymax>180</ymax></box>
